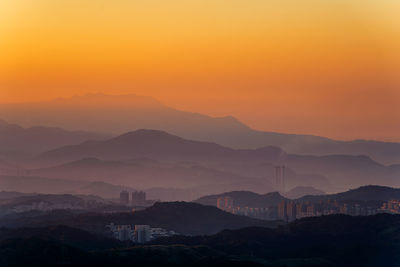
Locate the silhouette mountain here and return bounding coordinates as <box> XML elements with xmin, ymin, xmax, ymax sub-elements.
<box><xmin>298</xmin><ymin>185</ymin><xmax>400</xmax><ymax>202</ymax></box>
<box><xmin>1</xmin><ymin>214</ymin><xmax>399</xmax><ymax>266</ymax></box>
<box><xmin>197</xmin><ymin>185</ymin><xmax>400</xmax><ymax>209</ymax></box>
<box><xmin>0</xmin><ymin>175</ymin><xmax>136</xmax><ymax>199</ymax></box>
<box><xmin>0</xmin><ymin>225</ymin><xmax>122</xmax><ymax>250</ymax></box>
<box><xmin>38</xmin><ymin>129</ymin><xmax>287</xmax><ymax>165</ymax></box>
<box><xmin>0</xmin><ymin>236</ymin><xmax>264</xmax><ymax>267</ymax></box>
<box><xmin>36</xmin><ymin>129</ymin><xmax>400</xmax><ymax>190</ymax></box>
<box><xmin>2</xmin><ymin>93</ymin><xmax>400</xmax><ymax>164</ymax></box>
<box><xmin>31</xmin><ymin>157</ymin><xmax>275</xmax><ymax>195</ymax></box>
<box><xmin>0</xmin><ymin>119</ymin><xmax>108</xmax><ymax>161</ymax></box>
<box><xmin>0</xmin><ymin>202</ymin><xmax>282</xmax><ymax>236</ymax></box>
<box><xmin>155</xmin><ymin>214</ymin><xmax>400</xmax><ymax>267</ymax></box>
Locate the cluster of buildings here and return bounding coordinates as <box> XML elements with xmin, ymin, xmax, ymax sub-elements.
<box><xmin>277</xmin><ymin>200</ymin><xmax>380</xmax><ymax>221</ymax></box>
<box><xmin>216</xmin><ymin>196</ymin><xmax>234</xmax><ymax>212</ymax></box>
<box><xmin>380</xmin><ymin>200</ymin><xmax>400</xmax><ymax>214</ymax></box>
<box><xmin>106</xmin><ymin>223</ymin><xmax>176</xmax><ymax>243</ymax></box>
<box><xmin>217</xmin><ymin>196</ymin><xmax>272</xmax><ymax>220</ymax></box>
<box><xmin>120</xmin><ymin>190</ymin><xmax>147</xmax><ymax>206</ymax></box>
<box><xmin>215</xmin><ymin>165</ymin><xmax>287</xmax><ymax>219</ymax></box>
<box><xmin>232</xmin><ymin>206</ymin><xmax>270</xmax><ymax>220</ymax></box>
<box><xmin>216</xmin><ymin>195</ymin><xmax>383</xmax><ymax>221</ymax></box>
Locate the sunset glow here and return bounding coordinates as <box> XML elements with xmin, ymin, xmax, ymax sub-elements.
<box><xmin>1</xmin><ymin>0</ymin><xmax>399</xmax><ymax>140</ymax></box>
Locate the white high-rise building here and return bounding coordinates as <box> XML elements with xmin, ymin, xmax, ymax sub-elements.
<box><xmin>134</xmin><ymin>225</ymin><xmax>151</xmax><ymax>243</ymax></box>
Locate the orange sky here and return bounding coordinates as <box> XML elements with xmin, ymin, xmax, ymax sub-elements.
<box><xmin>0</xmin><ymin>0</ymin><xmax>399</xmax><ymax>141</ymax></box>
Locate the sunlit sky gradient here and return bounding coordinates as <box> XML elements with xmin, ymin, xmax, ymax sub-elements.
<box><xmin>1</xmin><ymin>0</ymin><xmax>399</xmax><ymax>141</ymax></box>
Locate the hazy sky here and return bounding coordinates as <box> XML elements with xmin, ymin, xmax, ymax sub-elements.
<box><xmin>1</xmin><ymin>0</ymin><xmax>399</xmax><ymax>141</ymax></box>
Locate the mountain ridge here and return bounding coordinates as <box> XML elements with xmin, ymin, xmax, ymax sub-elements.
<box><xmin>34</xmin><ymin>129</ymin><xmax>400</xmax><ymax>190</ymax></box>
<box><xmin>0</xmin><ymin>119</ymin><xmax>108</xmax><ymax>161</ymax></box>
<box><xmin>195</xmin><ymin>185</ymin><xmax>400</xmax><ymax>208</ymax></box>
<box><xmin>2</xmin><ymin>93</ymin><xmax>400</xmax><ymax>164</ymax></box>
<box><xmin>0</xmin><ymin>201</ymin><xmax>282</xmax><ymax>236</ymax></box>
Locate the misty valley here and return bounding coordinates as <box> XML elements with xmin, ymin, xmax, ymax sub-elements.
<box><xmin>1</xmin><ymin>94</ymin><xmax>400</xmax><ymax>266</ymax></box>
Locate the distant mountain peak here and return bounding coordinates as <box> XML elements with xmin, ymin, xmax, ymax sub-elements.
<box><xmin>106</xmin><ymin>129</ymin><xmax>188</xmax><ymax>146</ymax></box>
<box><xmin>215</xmin><ymin>115</ymin><xmax>247</xmax><ymax>125</ymax></box>
<box><xmin>0</xmin><ymin>120</ymin><xmax>108</xmax><ymax>156</ymax></box>
<box><xmin>2</xmin><ymin>92</ymin><xmax>400</xmax><ymax>166</ymax></box>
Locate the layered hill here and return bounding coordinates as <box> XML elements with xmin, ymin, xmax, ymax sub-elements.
<box><xmin>154</xmin><ymin>214</ymin><xmax>400</xmax><ymax>266</ymax></box>
<box><xmin>0</xmin><ymin>225</ymin><xmax>123</xmax><ymax>250</ymax></box>
<box><xmin>1</xmin><ymin>214</ymin><xmax>399</xmax><ymax>266</ymax></box>
<box><xmin>37</xmin><ymin>129</ymin><xmax>283</xmax><ymax>164</ymax></box>
<box><xmin>0</xmin><ymin>202</ymin><xmax>281</xmax><ymax>236</ymax></box>
<box><xmin>35</xmin><ymin>129</ymin><xmax>400</xmax><ymax>190</ymax></box>
<box><xmin>196</xmin><ymin>185</ymin><xmax>400</xmax><ymax>208</ymax></box>
<box><xmin>0</xmin><ymin>175</ymin><xmax>136</xmax><ymax>199</ymax></box>
<box><xmin>0</xmin><ymin>237</ymin><xmax>262</xmax><ymax>267</ymax></box>
<box><xmin>30</xmin><ymin>157</ymin><xmax>275</xmax><ymax>195</ymax></box>
<box><xmin>2</xmin><ymin>93</ymin><xmax>400</xmax><ymax>164</ymax></box>
<box><xmin>0</xmin><ymin>119</ymin><xmax>107</xmax><ymax>161</ymax></box>
<box><xmin>298</xmin><ymin>185</ymin><xmax>400</xmax><ymax>203</ymax></box>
